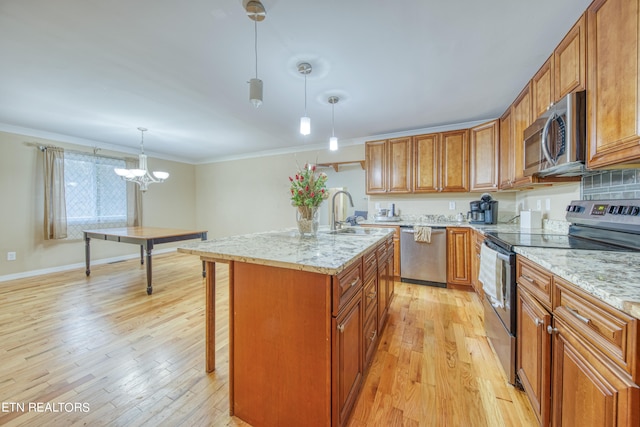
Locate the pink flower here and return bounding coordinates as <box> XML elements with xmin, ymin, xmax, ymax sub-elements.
<box><xmin>289</xmin><ymin>176</ymin><xmax>293</xmax><ymax>182</ymax></box>
<box><xmin>310</xmin><ymin>192</ymin><xmax>315</xmax><ymax>197</ymax></box>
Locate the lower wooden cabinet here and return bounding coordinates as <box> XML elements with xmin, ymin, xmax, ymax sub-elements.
<box><xmin>516</xmin><ymin>256</ymin><xmax>640</xmax><ymax>427</ymax></box>
<box><xmin>471</xmin><ymin>229</ymin><xmax>484</xmax><ymax>296</ymax></box>
<box><xmin>446</xmin><ymin>227</ymin><xmax>472</xmax><ymax>290</ymax></box>
<box><xmin>332</xmin><ymin>288</ymin><xmax>364</xmax><ymax>427</ymax></box>
<box><xmin>551</xmin><ymin>316</ymin><xmax>640</xmax><ymax>427</ymax></box>
<box><xmin>517</xmin><ymin>286</ymin><xmax>552</xmax><ymax>426</ymax></box>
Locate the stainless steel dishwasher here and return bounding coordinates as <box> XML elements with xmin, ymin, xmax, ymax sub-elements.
<box><xmin>400</xmin><ymin>226</ymin><xmax>447</xmax><ymax>287</ymax></box>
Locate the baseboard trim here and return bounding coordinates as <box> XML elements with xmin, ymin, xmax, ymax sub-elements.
<box><xmin>0</xmin><ymin>247</ymin><xmax>177</xmax><ymax>283</ymax></box>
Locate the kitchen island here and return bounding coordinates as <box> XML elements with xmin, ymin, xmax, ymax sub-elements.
<box><xmin>178</xmin><ymin>227</ymin><xmax>395</xmax><ymax>427</ymax></box>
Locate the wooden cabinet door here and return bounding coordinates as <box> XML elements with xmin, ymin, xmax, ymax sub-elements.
<box><xmin>499</xmin><ymin>107</ymin><xmax>515</xmax><ymax>189</ymax></box>
<box><xmin>385</xmin><ymin>253</ymin><xmax>394</xmax><ymax>308</ymax></box>
<box><xmin>365</xmin><ymin>140</ymin><xmax>386</xmax><ymax>194</ymax></box>
<box><xmin>377</xmin><ymin>257</ymin><xmax>389</xmax><ymax>334</ymax></box>
<box><xmin>517</xmin><ymin>287</ymin><xmax>552</xmax><ymax>427</ymax></box>
<box><xmin>554</xmin><ymin>13</ymin><xmax>586</xmax><ymax>100</ymax></box>
<box><xmin>446</xmin><ymin>227</ymin><xmax>471</xmax><ymax>289</ymax></box>
<box><xmin>470</xmin><ymin>120</ymin><xmax>499</xmax><ymax>191</ymax></box>
<box><xmin>532</xmin><ymin>56</ymin><xmax>554</xmax><ymax>119</ymax></box>
<box><xmin>587</xmin><ymin>0</ymin><xmax>640</xmax><ymax>169</ymax></box>
<box><xmin>441</xmin><ymin>129</ymin><xmax>469</xmax><ymax>192</ymax></box>
<box><xmin>470</xmin><ymin>230</ymin><xmax>484</xmax><ymax>296</ymax></box>
<box><xmin>387</xmin><ymin>137</ymin><xmax>412</xmax><ymax>193</ymax></box>
<box><xmin>551</xmin><ymin>316</ymin><xmax>640</xmax><ymax>427</ymax></box>
<box><xmin>512</xmin><ymin>82</ymin><xmax>534</xmax><ymax>187</ymax></box>
<box><xmin>413</xmin><ymin>133</ymin><xmax>440</xmax><ymax>192</ymax></box>
<box><xmin>332</xmin><ymin>290</ymin><xmax>363</xmax><ymax>427</ymax></box>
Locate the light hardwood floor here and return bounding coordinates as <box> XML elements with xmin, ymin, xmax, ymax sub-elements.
<box><xmin>0</xmin><ymin>253</ymin><xmax>536</xmax><ymax>426</ymax></box>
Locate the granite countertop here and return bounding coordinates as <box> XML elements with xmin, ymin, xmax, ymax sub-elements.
<box><xmin>514</xmin><ymin>247</ymin><xmax>640</xmax><ymax>319</ymax></box>
<box><xmin>177</xmin><ymin>227</ymin><xmax>394</xmax><ymax>276</ymax></box>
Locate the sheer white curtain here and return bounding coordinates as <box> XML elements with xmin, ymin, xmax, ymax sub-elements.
<box><xmin>43</xmin><ymin>147</ymin><xmax>67</xmax><ymax>240</ymax></box>
<box><xmin>125</xmin><ymin>157</ymin><xmax>142</xmax><ymax>226</ymax></box>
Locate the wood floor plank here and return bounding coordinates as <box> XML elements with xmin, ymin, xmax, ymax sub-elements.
<box><xmin>0</xmin><ymin>253</ymin><xmax>536</xmax><ymax>426</ymax></box>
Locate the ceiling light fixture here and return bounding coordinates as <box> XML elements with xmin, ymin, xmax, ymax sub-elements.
<box><xmin>298</xmin><ymin>62</ymin><xmax>312</xmax><ymax>135</ymax></box>
<box><xmin>328</xmin><ymin>96</ymin><xmax>339</xmax><ymax>151</ymax></box>
<box><xmin>246</xmin><ymin>1</ymin><xmax>266</xmax><ymax>108</ymax></box>
<box><xmin>114</xmin><ymin>127</ymin><xmax>169</xmax><ymax>192</ymax></box>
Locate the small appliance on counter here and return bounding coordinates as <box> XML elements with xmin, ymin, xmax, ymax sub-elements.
<box><xmin>373</xmin><ymin>203</ymin><xmax>401</xmax><ymax>222</ymax></box>
<box><xmin>467</xmin><ymin>193</ymin><xmax>499</xmax><ymax>224</ymax></box>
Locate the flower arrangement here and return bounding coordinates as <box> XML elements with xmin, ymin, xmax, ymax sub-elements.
<box><xmin>289</xmin><ymin>163</ymin><xmax>329</xmax><ymax>220</ymax></box>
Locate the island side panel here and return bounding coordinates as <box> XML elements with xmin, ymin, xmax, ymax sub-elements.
<box><xmin>231</xmin><ymin>262</ymin><xmax>332</xmax><ymax>427</ymax></box>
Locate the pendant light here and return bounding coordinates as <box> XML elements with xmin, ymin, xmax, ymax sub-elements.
<box><xmin>246</xmin><ymin>1</ymin><xmax>266</xmax><ymax>108</ymax></box>
<box><xmin>298</xmin><ymin>62</ymin><xmax>312</xmax><ymax>135</ymax></box>
<box><xmin>328</xmin><ymin>96</ymin><xmax>339</xmax><ymax>151</ymax></box>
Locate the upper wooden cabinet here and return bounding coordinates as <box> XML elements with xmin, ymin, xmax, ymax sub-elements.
<box><xmin>512</xmin><ymin>83</ymin><xmax>535</xmax><ymax>187</ymax></box>
<box><xmin>532</xmin><ymin>56</ymin><xmax>554</xmax><ymax>120</ymax></box>
<box><xmin>470</xmin><ymin>120</ymin><xmax>499</xmax><ymax>191</ymax></box>
<box><xmin>554</xmin><ymin>13</ymin><xmax>586</xmax><ymax>100</ymax></box>
<box><xmin>414</xmin><ymin>129</ymin><xmax>469</xmax><ymax>193</ymax></box>
<box><xmin>532</xmin><ymin>14</ymin><xmax>587</xmax><ymax>120</ymax></box>
<box><xmin>587</xmin><ymin>0</ymin><xmax>640</xmax><ymax>169</ymax></box>
<box><xmin>365</xmin><ymin>137</ymin><xmax>412</xmax><ymax>194</ymax></box>
<box><xmin>499</xmin><ymin>107</ymin><xmax>515</xmax><ymax>189</ymax></box>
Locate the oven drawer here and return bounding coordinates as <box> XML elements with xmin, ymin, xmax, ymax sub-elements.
<box><xmin>333</xmin><ymin>261</ymin><xmax>363</xmax><ymax>317</ymax></box>
<box><xmin>516</xmin><ymin>256</ymin><xmax>552</xmax><ymax>309</ymax></box>
<box><xmin>553</xmin><ymin>276</ymin><xmax>639</xmax><ymax>381</ymax></box>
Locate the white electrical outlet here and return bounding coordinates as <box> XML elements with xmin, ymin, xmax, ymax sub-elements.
<box><xmin>536</xmin><ymin>200</ymin><xmax>542</xmax><ymax>211</ymax></box>
<box><xmin>545</xmin><ymin>198</ymin><xmax>551</xmax><ymax>211</ymax></box>
<box><xmin>449</xmin><ymin>201</ymin><xmax>455</xmax><ymax>210</ymax></box>
<box><xmin>7</xmin><ymin>252</ymin><xmax>16</xmax><ymax>261</ymax></box>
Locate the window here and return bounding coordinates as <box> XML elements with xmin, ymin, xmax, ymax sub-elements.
<box><xmin>64</xmin><ymin>152</ymin><xmax>128</xmax><ymax>239</ymax></box>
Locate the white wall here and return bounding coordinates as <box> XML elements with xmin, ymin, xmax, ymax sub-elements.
<box><xmin>514</xmin><ymin>182</ymin><xmax>580</xmax><ymax>221</ymax></box>
<box><xmin>0</xmin><ymin>130</ymin><xmax>197</xmax><ymax>279</ymax></box>
<box><xmin>194</xmin><ymin>145</ymin><xmax>366</xmax><ymax>237</ymax></box>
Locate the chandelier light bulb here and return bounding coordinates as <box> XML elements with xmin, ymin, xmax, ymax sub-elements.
<box><xmin>328</xmin><ymin>95</ymin><xmax>340</xmax><ymax>151</ymax></box>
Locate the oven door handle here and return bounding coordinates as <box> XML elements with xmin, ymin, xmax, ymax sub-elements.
<box><xmin>495</xmin><ymin>251</ymin><xmax>511</xmax><ymax>263</ymax></box>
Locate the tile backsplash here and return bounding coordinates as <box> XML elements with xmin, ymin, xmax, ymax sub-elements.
<box><xmin>581</xmin><ymin>169</ymin><xmax>640</xmax><ymax>200</ymax></box>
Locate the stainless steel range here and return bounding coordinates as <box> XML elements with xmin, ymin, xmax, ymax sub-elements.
<box><xmin>480</xmin><ymin>199</ymin><xmax>640</xmax><ymax>388</ymax></box>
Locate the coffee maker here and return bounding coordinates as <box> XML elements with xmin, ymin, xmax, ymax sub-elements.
<box><xmin>467</xmin><ymin>193</ymin><xmax>499</xmax><ymax>224</ymax></box>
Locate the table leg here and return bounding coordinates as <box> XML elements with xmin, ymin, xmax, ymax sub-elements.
<box><xmin>201</xmin><ymin>233</ymin><xmax>208</xmax><ymax>278</ymax></box>
<box><xmin>84</xmin><ymin>234</ymin><xmax>91</xmax><ymax>276</ymax></box>
<box><xmin>206</xmin><ymin>261</ymin><xmax>216</xmax><ymax>372</ymax></box>
<box><xmin>145</xmin><ymin>243</ymin><xmax>153</xmax><ymax>295</ymax></box>
<box><xmin>140</xmin><ymin>245</ymin><xmax>144</xmax><ymax>265</ymax></box>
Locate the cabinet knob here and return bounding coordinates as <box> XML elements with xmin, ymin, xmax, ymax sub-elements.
<box><xmin>534</xmin><ymin>318</ymin><xmax>544</xmax><ymax>327</ymax></box>
<box><xmin>369</xmin><ymin>330</ymin><xmax>377</xmax><ymax>341</ymax></box>
<box><xmin>367</xmin><ymin>291</ymin><xmax>377</xmax><ymax>300</ymax></box>
<box><xmin>337</xmin><ymin>324</ymin><xmax>345</xmax><ymax>333</ymax></box>
<box><xmin>546</xmin><ymin>325</ymin><xmax>558</xmax><ymax>335</ymax></box>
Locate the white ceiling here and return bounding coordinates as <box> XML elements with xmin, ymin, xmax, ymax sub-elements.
<box><xmin>0</xmin><ymin>0</ymin><xmax>592</xmax><ymax>164</ymax></box>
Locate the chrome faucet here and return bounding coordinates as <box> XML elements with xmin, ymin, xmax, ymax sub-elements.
<box><xmin>330</xmin><ymin>190</ymin><xmax>355</xmax><ymax>231</ymax></box>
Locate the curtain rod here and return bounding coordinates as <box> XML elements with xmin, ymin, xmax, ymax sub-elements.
<box><xmin>23</xmin><ymin>141</ymin><xmax>134</xmax><ymax>161</ymax></box>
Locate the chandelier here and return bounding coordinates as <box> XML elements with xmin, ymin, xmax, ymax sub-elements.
<box><xmin>114</xmin><ymin>127</ymin><xmax>169</xmax><ymax>192</ymax></box>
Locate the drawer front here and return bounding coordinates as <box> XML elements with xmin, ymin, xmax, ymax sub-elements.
<box><xmin>333</xmin><ymin>261</ymin><xmax>363</xmax><ymax>316</ymax></box>
<box><xmin>363</xmin><ymin>248</ymin><xmax>377</xmax><ymax>280</ymax></box>
<box><xmin>363</xmin><ymin>275</ymin><xmax>378</xmax><ymax>322</ymax></box>
<box><xmin>516</xmin><ymin>256</ymin><xmax>553</xmax><ymax>309</ymax></box>
<box><xmin>553</xmin><ymin>276</ymin><xmax>638</xmax><ymax>380</ymax></box>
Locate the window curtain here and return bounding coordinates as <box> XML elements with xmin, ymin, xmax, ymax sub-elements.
<box><xmin>43</xmin><ymin>147</ymin><xmax>68</xmax><ymax>240</ymax></box>
<box><xmin>125</xmin><ymin>157</ymin><xmax>142</xmax><ymax>226</ymax></box>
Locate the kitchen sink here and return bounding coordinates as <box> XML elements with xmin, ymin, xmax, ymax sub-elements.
<box><xmin>323</xmin><ymin>227</ymin><xmax>377</xmax><ymax>235</ymax></box>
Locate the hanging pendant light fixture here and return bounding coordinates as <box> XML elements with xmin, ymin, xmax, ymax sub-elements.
<box><xmin>328</xmin><ymin>96</ymin><xmax>339</xmax><ymax>151</ymax></box>
<box><xmin>298</xmin><ymin>62</ymin><xmax>312</xmax><ymax>135</ymax></box>
<box><xmin>114</xmin><ymin>127</ymin><xmax>169</xmax><ymax>192</ymax></box>
<box><xmin>246</xmin><ymin>1</ymin><xmax>266</xmax><ymax>108</ymax></box>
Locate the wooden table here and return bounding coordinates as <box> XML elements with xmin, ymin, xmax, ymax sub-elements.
<box><xmin>84</xmin><ymin>227</ymin><xmax>208</xmax><ymax>294</ymax></box>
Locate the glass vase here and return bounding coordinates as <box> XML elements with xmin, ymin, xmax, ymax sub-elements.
<box><xmin>296</xmin><ymin>205</ymin><xmax>319</xmax><ymax>236</ymax></box>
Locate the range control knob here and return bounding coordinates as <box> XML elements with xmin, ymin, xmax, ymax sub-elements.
<box><xmin>621</xmin><ymin>206</ymin><xmax>631</xmax><ymax>215</ymax></box>
<box><xmin>630</xmin><ymin>206</ymin><xmax>640</xmax><ymax>216</ymax></box>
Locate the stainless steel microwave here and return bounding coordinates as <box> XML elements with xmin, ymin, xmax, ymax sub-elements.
<box><xmin>523</xmin><ymin>90</ymin><xmax>586</xmax><ymax>177</ymax></box>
